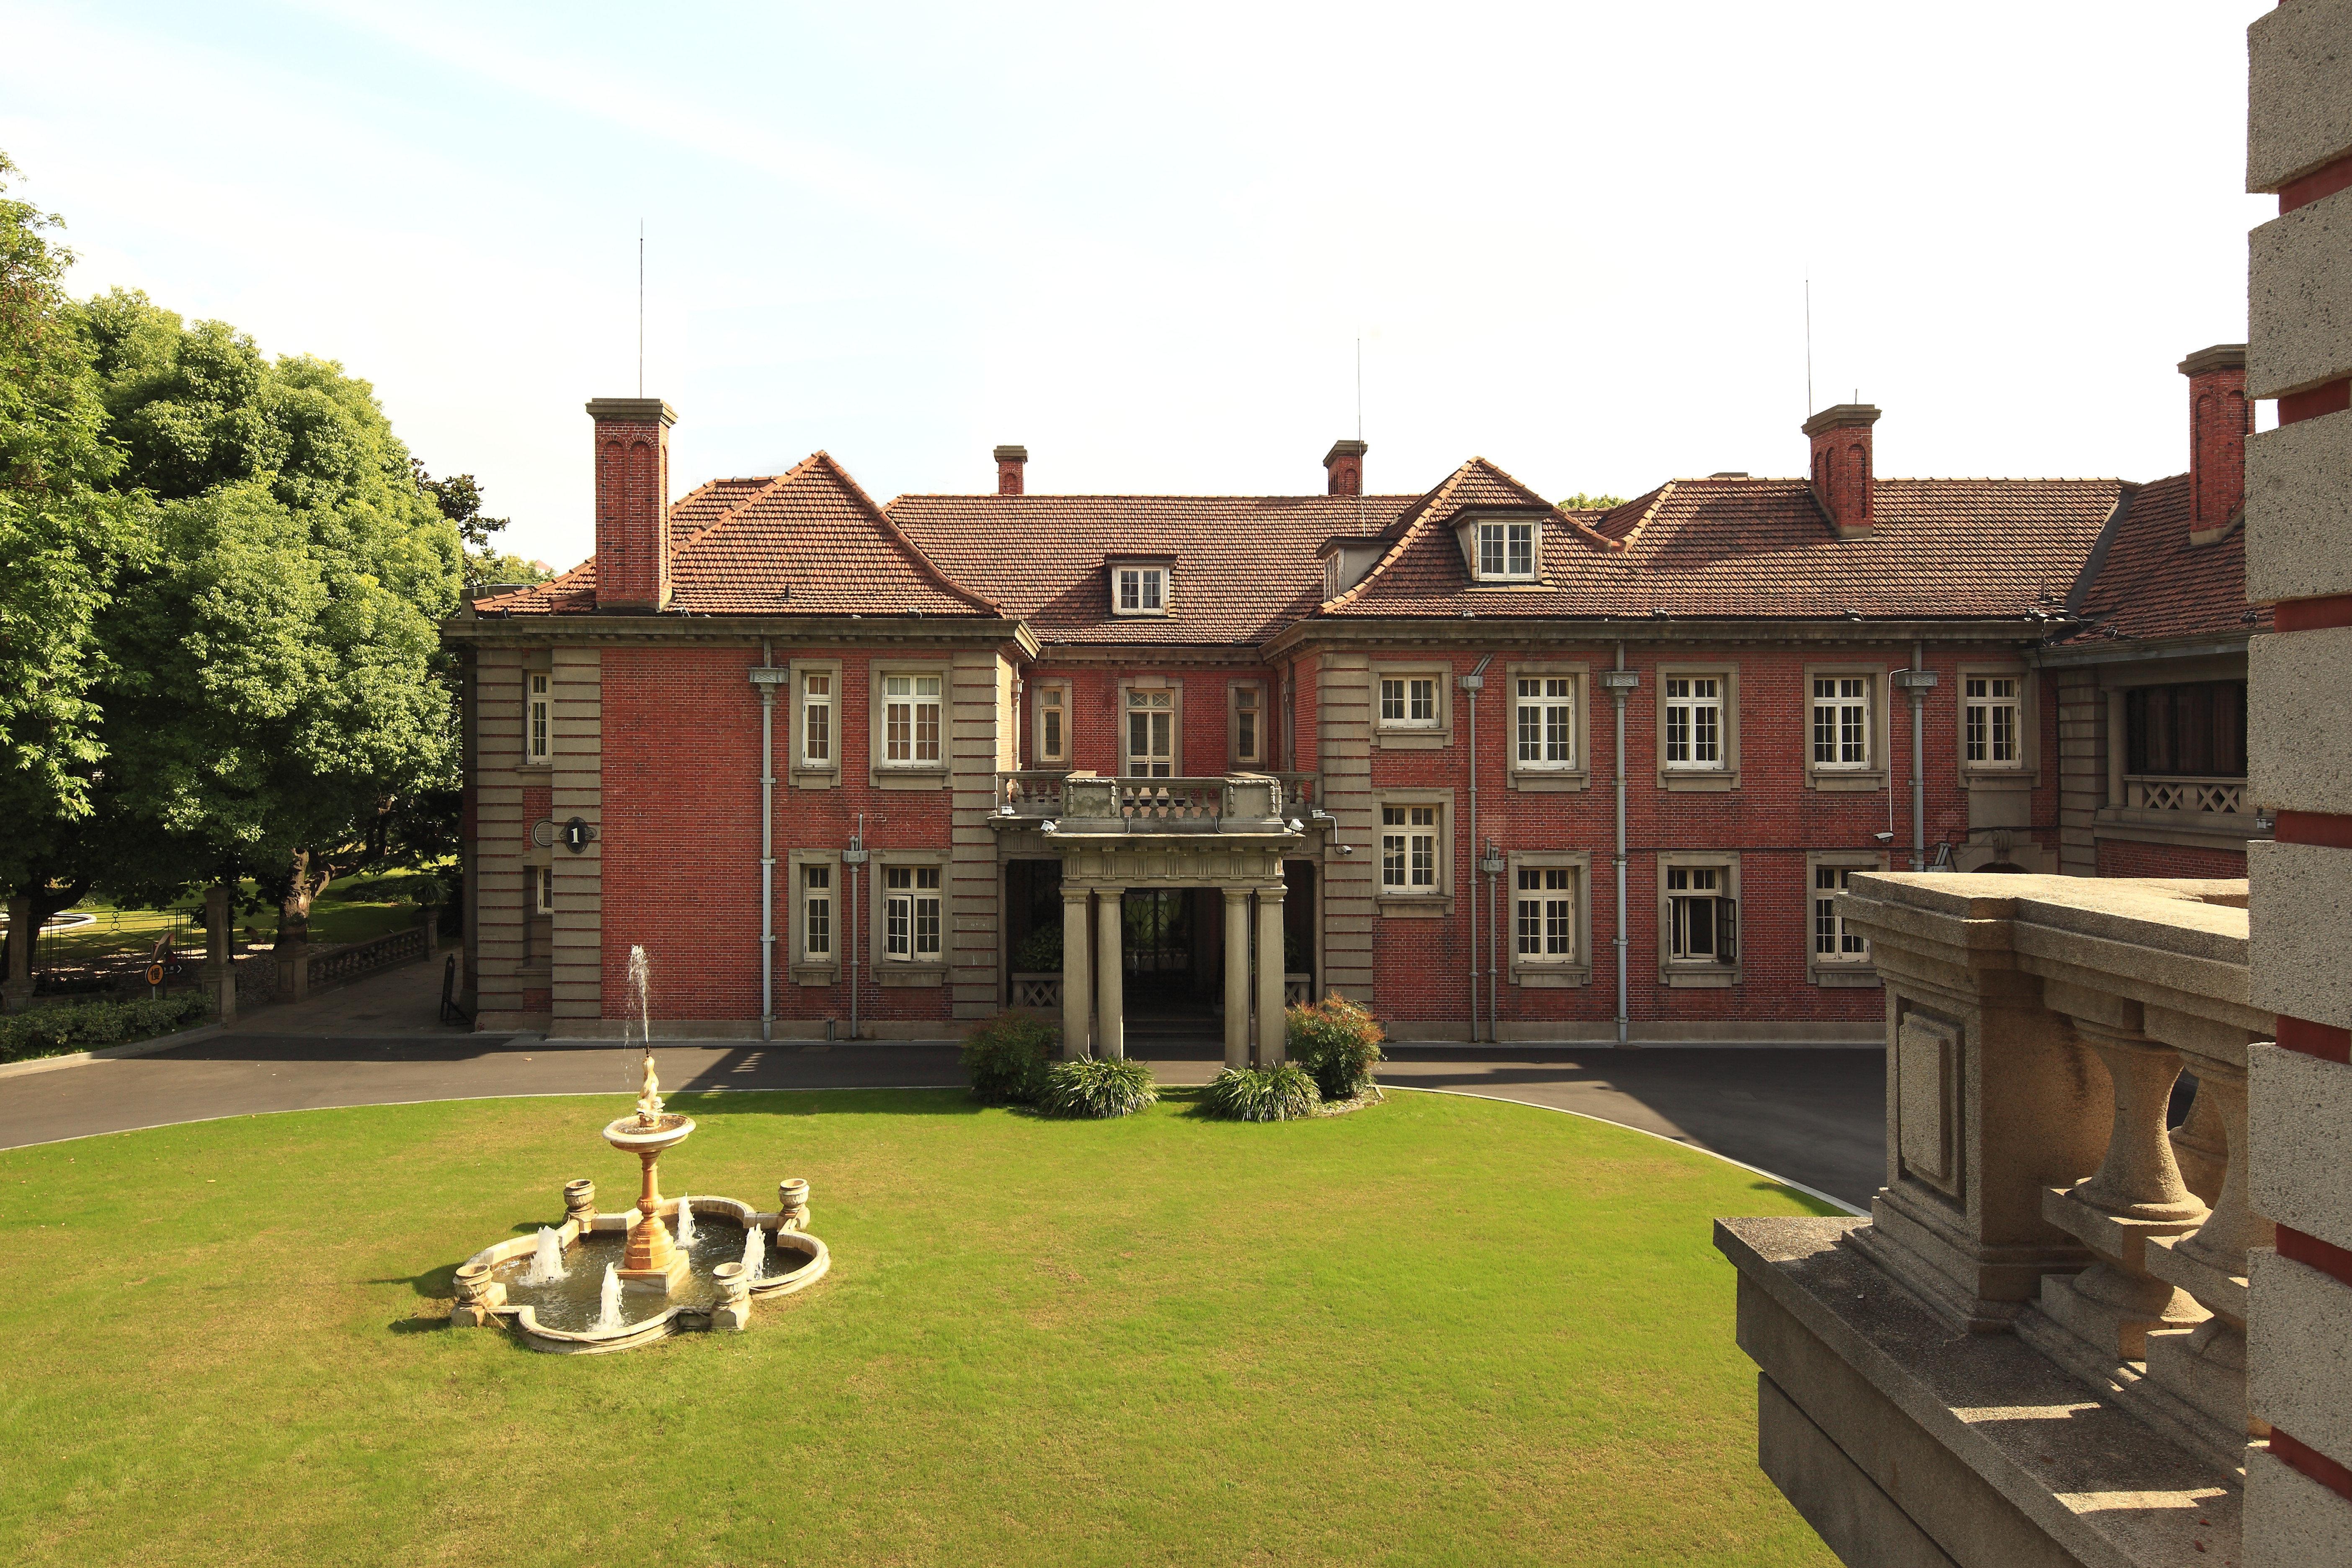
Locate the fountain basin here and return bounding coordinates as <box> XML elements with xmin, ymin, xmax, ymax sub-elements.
<box><xmin>454</xmin><ymin>1192</ymin><xmax>828</xmax><ymax>1354</ymax></box>
<box><xmin>601</xmin><ymin>1112</ymin><xmax>695</xmax><ymax>1154</ymax></box>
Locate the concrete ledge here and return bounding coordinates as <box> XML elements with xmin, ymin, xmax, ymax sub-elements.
<box><xmin>2245</xmin><ymin>1445</ymin><xmax>2352</xmax><ymax>1562</ymax></box>
<box><xmin>1759</xmin><ymin>1371</ymin><xmax>1958</xmax><ymax>1568</ymax></box>
<box><xmin>2248</xmin><ymin>842</ymin><xmax>2352</xmax><ymax>1030</ymax></box>
<box><xmin>2248</xmin><ymin>1248</ymin><xmax>2352</xmax><ymax>1469</ymax></box>
<box><xmin>2247</xmin><ymin>0</ymin><xmax>2352</xmax><ymax>193</ymax></box>
<box><xmin>1718</xmin><ymin>1215</ymin><xmax>2239</xmax><ymax>1568</ymax></box>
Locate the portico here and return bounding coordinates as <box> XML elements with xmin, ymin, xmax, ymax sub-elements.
<box><xmin>994</xmin><ymin>773</ymin><xmax>1305</xmax><ymax>1067</ymax></box>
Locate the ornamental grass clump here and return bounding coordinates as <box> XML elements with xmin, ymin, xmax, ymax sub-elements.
<box><xmin>960</xmin><ymin>1011</ymin><xmax>1058</xmax><ymax>1105</ymax></box>
<box><xmin>1202</xmin><ymin>1063</ymin><xmax>1322</xmax><ymax>1122</ymax></box>
<box><xmin>1286</xmin><ymin>993</ymin><xmax>1386</xmax><ymax>1103</ymax></box>
<box><xmin>1039</xmin><ymin>1056</ymin><xmax>1157</xmax><ymax>1119</ymax></box>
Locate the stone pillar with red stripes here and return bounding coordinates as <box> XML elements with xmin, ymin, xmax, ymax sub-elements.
<box><xmin>2242</xmin><ymin>0</ymin><xmax>2352</xmax><ymax>1555</ymax></box>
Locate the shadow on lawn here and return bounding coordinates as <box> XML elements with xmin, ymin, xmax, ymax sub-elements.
<box><xmin>666</xmin><ymin>1087</ymin><xmax>984</xmax><ymax>1120</ymax></box>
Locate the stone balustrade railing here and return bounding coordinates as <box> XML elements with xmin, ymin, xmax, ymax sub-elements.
<box><xmin>992</xmin><ymin>772</ymin><xmax>1308</xmax><ymax>836</ymax></box>
<box><xmin>2124</xmin><ymin>774</ymin><xmax>2248</xmax><ymax>815</ymax></box>
<box><xmin>1717</xmin><ymin>873</ymin><xmax>2274</xmax><ymax>1566</ymax></box>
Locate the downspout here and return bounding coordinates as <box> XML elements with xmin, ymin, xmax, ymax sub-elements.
<box><xmin>846</xmin><ymin>813</ymin><xmax>868</xmax><ymax>1041</ymax></box>
<box><xmin>759</xmin><ymin>639</ymin><xmax>776</xmax><ymax>1042</ymax></box>
<box><xmin>1911</xmin><ymin>640</ymin><xmax>1927</xmax><ymax>871</ymax></box>
<box><xmin>1609</xmin><ymin>643</ymin><xmax>1633</xmax><ymax>1046</ymax></box>
<box><xmin>1461</xmin><ymin>656</ymin><xmax>1494</xmax><ymax>1042</ymax></box>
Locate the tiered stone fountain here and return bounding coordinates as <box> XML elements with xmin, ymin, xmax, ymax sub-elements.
<box><xmin>449</xmin><ymin>946</ymin><xmax>830</xmax><ymax>1353</ymax></box>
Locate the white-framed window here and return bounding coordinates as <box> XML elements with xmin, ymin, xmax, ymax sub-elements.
<box><xmin>1516</xmin><ymin>678</ymin><xmax>1576</xmax><ymax>769</ymax></box>
<box><xmin>883</xmin><ymin>865</ymin><xmax>942</xmax><ymax>961</ymax></box>
<box><xmin>1811</xmin><ymin>676</ymin><xmax>1872</xmax><ymax>769</ymax></box>
<box><xmin>526</xmin><ymin>672</ymin><xmax>551</xmax><ymax>763</ymax></box>
<box><xmin>1666</xmin><ymin>864</ymin><xmax>1738</xmax><ymax>964</ymax></box>
<box><xmin>801</xmin><ymin>671</ymin><xmax>832</xmax><ymax>765</ymax></box>
<box><xmin>1663</xmin><ymin>677</ymin><xmax>1723</xmax><ymax>770</ymax></box>
<box><xmin>1113</xmin><ymin>565</ymin><xmax>1168</xmax><ymax>616</ymax></box>
<box><xmin>1322</xmin><ymin>556</ymin><xmax>1341</xmax><ymax>601</ymax></box>
<box><xmin>883</xmin><ymin>673</ymin><xmax>943</xmax><ymax>764</ymax></box>
<box><xmin>1124</xmin><ymin>687</ymin><xmax>1176</xmax><ymax>777</ymax></box>
<box><xmin>804</xmin><ymin>864</ymin><xmax>833</xmax><ymax>959</ymax></box>
<box><xmin>532</xmin><ymin>865</ymin><xmax>554</xmax><ymax>915</ymax></box>
<box><xmin>1381</xmin><ymin>805</ymin><xmax>1439</xmax><ymax>890</ymax></box>
<box><xmin>1477</xmin><ymin>520</ymin><xmax>1537</xmax><ymax>579</ymax></box>
<box><xmin>1035</xmin><ymin>684</ymin><xmax>1067</xmax><ymax>766</ymax></box>
<box><xmin>1514</xmin><ymin>867</ymin><xmax>1577</xmax><ymax>964</ymax></box>
<box><xmin>1379</xmin><ymin>676</ymin><xmax>1439</xmax><ymax>728</ymax></box>
<box><xmin>1965</xmin><ymin>676</ymin><xmax>2022</xmax><ymax>768</ymax></box>
<box><xmin>1231</xmin><ymin>685</ymin><xmax>1262</xmax><ymax>766</ymax></box>
<box><xmin>1813</xmin><ymin>865</ymin><xmax>1869</xmax><ymax>963</ymax></box>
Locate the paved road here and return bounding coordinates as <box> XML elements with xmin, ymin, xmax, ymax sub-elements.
<box><xmin>4</xmin><ymin>1029</ymin><xmax>1885</xmax><ymax>1209</ymax></box>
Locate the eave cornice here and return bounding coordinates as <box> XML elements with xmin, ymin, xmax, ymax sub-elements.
<box><xmin>1261</xmin><ymin>616</ymin><xmax>2056</xmax><ymax>660</ymax></box>
<box><xmin>442</xmin><ymin>611</ymin><xmax>1041</xmax><ymax>659</ymax></box>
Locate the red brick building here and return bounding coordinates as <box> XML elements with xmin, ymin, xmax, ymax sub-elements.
<box><xmin>447</xmin><ymin>368</ymin><xmax>2259</xmax><ymax>1050</ymax></box>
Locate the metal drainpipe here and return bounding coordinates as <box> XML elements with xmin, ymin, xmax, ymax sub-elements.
<box><xmin>1911</xmin><ymin>640</ymin><xmax>1927</xmax><ymax>871</ymax></box>
<box><xmin>1610</xmin><ymin>643</ymin><xmax>1633</xmax><ymax>1046</ymax></box>
<box><xmin>846</xmin><ymin>813</ymin><xmax>868</xmax><ymax>1041</ymax></box>
<box><xmin>759</xmin><ymin>639</ymin><xmax>776</xmax><ymax>1042</ymax></box>
<box><xmin>1462</xmin><ymin>655</ymin><xmax>1494</xmax><ymax>1042</ymax></box>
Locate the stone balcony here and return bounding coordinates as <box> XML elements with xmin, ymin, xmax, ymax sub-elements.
<box><xmin>991</xmin><ymin>771</ymin><xmax>1320</xmax><ymax>836</ymax></box>
<box><xmin>1715</xmin><ymin>872</ymin><xmax>2313</xmax><ymax>1567</ymax></box>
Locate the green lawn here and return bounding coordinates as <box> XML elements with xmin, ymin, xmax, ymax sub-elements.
<box><xmin>0</xmin><ymin>1087</ymin><xmax>1836</xmax><ymax>1567</ymax></box>
<box><xmin>20</xmin><ymin>869</ymin><xmax>440</xmax><ymax>972</ymax></box>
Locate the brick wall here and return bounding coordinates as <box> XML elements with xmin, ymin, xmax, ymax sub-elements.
<box><xmin>2095</xmin><ymin>839</ymin><xmax>2249</xmax><ymax>879</ymax></box>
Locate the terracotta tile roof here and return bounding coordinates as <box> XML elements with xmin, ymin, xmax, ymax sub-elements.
<box><xmin>1323</xmin><ymin>474</ymin><xmax>2123</xmax><ymax>622</ymax></box>
<box><xmin>471</xmin><ymin>453</ymin><xmax>999</xmax><ymax>619</ymax></box>
<box><xmin>885</xmin><ymin>493</ymin><xmax>1418</xmax><ymax>644</ymax></box>
<box><xmin>2062</xmin><ymin>474</ymin><xmax>2268</xmax><ymax>644</ymax></box>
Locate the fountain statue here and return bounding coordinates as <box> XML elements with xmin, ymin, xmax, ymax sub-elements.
<box><xmin>444</xmin><ymin>944</ymin><xmax>833</xmax><ymax>1352</ymax></box>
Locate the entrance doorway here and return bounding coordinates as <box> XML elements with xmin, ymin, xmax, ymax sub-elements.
<box><xmin>1122</xmin><ymin>887</ymin><xmax>1221</xmax><ymax>1050</ymax></box>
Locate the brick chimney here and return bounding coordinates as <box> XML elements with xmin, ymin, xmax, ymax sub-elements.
<box><xmin>2178</xmin><ymin>345</ymin><xmax>2248</xmax><ymax>542</ymax></box>
<box><xmin>587</xmin><ymin>397</ymin><xmax>676</xmax><ymax>612</ymax></box>
<box><xmin>1802</xmin><ymin>404</ymin><xmax>1880</xmax><ymax>539</ymax></box>
<box><xmin>1323</xmin><ymin>438</ymin><xmax>1367</xmax><ymax>497</ymax></box>
<box><xmin>994</xmin><ymin>444</ymin><xmax>1028</xmax><ymax>497</ymax></box>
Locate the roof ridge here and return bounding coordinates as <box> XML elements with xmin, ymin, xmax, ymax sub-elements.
<box><xmin>671</xmin><ymin>467</ymin><xmax>801</xmax><ymax>557</ymax></box>
<box><xmin>809</xmin><ymin>452</ymin><xmax>1005</xmax><ymax>616</ymax></box>
<box><xmin>1605</xmin><ymin>482</ymin><xmax>1676</xmax><ymax>549</ymax></box>
<box><xmin>1320</xmin><ymin>459</ymin><xmax>1484</xmax><ymax>612</ymax></box>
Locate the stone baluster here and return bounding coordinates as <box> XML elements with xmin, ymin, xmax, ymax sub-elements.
<box><xmin>777</xmin><ymin>1177</ymin><xmax>810</xmax><ymax>1232</ymax></box>
<box><xmin>2142</xmin><ymin>1048</ymin><xmax>2275</xmax><ymax>1465</ymax></box>
<box><xmin>562</xmin><ymin>1178</ymin><xmax>597</xmax><ymax>1234</ymax></box>
<box><xmin>711</xmin><ymin>1261</ymin><xmax>751</xmax><ymax>1331</ymax></box>
<box><xmin>2168</xmin><ymin>1073</ymin><xmax>2228</xmax><ymax>1205</ymax></box>
<box><xmin>451</xmin><ymin>1260</ymin><xmax>505</xmax><ymax>1328</ymax></box>
<box><xmin>2026</xmin><ymin>1001</ymin><xmax>2210</xmax><ymax>1373</ymax></box>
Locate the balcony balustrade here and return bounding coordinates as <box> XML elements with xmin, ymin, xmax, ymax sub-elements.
<box><xmin>2123</xmin><ymin>774</ymin><xmax>2247</xmax><ymax>815</ymax></box>
<box><xmin>992</xmin><ymin>771</ymin><xmax>1318</xmax><ymax>836</ymax></box>
<box><xmin>1718</xmin><ymin>872</ymin><xmax>2276</xmax><ymax>1567</ymax></box>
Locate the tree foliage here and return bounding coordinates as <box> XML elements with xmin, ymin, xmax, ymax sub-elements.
<box><xmin>3</xmin><ymin>151</ymin><xmax>479</xmax><ymax>965</ymax></box>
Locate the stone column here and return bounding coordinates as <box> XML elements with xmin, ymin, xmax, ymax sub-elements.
<box><xmin>1094</xmin><ymin>890</ymin><xmax>1124</xmax><ymax>1060</ymax></box>
<box><xmin>1060</xmin><ymin>889</ymin><xmax>1092</xmax><ymax>1060</ymax></box>
<box><xmin>3</xmin><ymin>895</ymin><xmax>32</xmax><ymax>1014</ymax></box>
<box><xmin>1255</xmin><ymin>889</ymin><xmax>1286</xmax><ymax>1066</ymax></box>
<box><xmin>1222</xmin><ymin>889</ymin><xmax>1251</xmax><ymax>1070</ymax></box>
<box><xmin>2026</xmin><ymin>1006</ymin><xmax>2209</xmax><ymax>1371</ymax></box>
<box><xmin>204</xmin><ymin>884</ymin><xmax>236</xmax><ymax>1025</ymax></box>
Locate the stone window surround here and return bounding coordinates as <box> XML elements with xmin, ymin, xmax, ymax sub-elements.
<box><xmin>1226</xmin><ymin>678</ymin><xmax>1269</xmax><ymax>769</ymax></box>
<box><xmin>867</xmin><ymin>660</ymin><xmax>949</xmax><ymax>789</ymax></box>
<box><xmin>788</xmin><ymin>658</ymin><xmax>843</xmax><ymax>789</ymax></box>
<box><xmin>519</xmin><ymin>652</ymin><xmax>554</xmax><ymax>770</ymax></box>
<box><xmin>1805</xmin><ymin>850</ymin><xmax>1887</xmax><ymax>988</ymax></box>
<box><xmin>869</xmin><ymin>846</ymin><xmax>951</xmax><ymax>986</ymax></box>
<box><xmin>1374</xmin><ymin>787</ymin><xmax>1455</xmax><ymax>916</ymax></box>
<box><xmin>1371</xmin><ymin>661</ymin><xmax>1453</xmax><ymax>749</ymax></box>
<box><xmin>1506</xmin><ymin>848</ymin><xmax>1593</xmax><ymax>988</ymax></box>
<box><xmin>786</xmin><ymin>848</ymin><xmax>842</xmax><ymax>984</ymax></box>
<box><xmin>1656</xmin><ymin>849</ymin><xmax>1742</xmax><ymax>988</ymax></box>
<box><xmin>1030</xmin><ymin>676</ymin><xmax>1073</xmax><ymax>768</ymax></box>
<box><xmin>1504</xmin><ymin>660</ymin><xmax>1592</xmax><ymax>793</ymax></box>
<box><xmin>1802</xmin><ymin>661</ymin><xmax>1890</xmax><ymax>792</ymax></box>
<box><xmin>1118</xmin><ymin>675</ymin><xmax>1184</xmax><ymax>776</ymax></box>
<box><xmin>1460</xmin><ymin>513</ymin><xmax>1545</xmax><ymax>582</ymax></box>
<box><xmin>1654</xmin><ymin>663</ymin><xmax>1741</xmax><ymax>792</ymax></box>
<box><xmin>1955</xmin><ymin>663</ymin><xmax>2038</xmax><ymax>787</ymax></box>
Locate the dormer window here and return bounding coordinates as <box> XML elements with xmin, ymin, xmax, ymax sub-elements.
<box><xmin>1477</xmin><ymin>520</ymin><xmax>1537</xmax><ymax>580</ymax></box>
<box><xmin>1113</xmin><ymin>565</ymin><xmax>1169</xmax><ymax>616</ymax></box>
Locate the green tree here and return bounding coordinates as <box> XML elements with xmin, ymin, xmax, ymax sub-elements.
<box><xmin>0</xmin><ymin>152</ymin><xmax>144</xmax><ymax>974</ymax></box>
<box><xmin>1558</xmin><ymin>492</ymin><xmax>1626</xmax><ymax>511</ymax></box>
<box><xmin>72</xmin><ymin>290</ymin><xmax>465</xmax><ymax>938</ymax></box>
<box><xmin>413</xmin><ymin>459</ymin><xmax>549</xmax><ymax>585</ymax></box>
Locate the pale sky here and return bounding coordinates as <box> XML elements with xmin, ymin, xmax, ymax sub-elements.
<box><xmin>3</xmin><ymin>2</ymin><xmax>2273</xmax><ymax>570</ymax></box>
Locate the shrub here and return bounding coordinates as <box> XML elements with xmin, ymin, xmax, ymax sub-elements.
<box><xmin>961</xmin><ymin>1011</ymin><xmax>1059</xmax><ymax>1104</ymax></box>
<box><xmin>1011</xmin><ymin>925</ymin><xmax>1063</xmax><ymax>972</ymax></box>
<box><xmin>1286</xmin><ymin>993</ymin><xmax>1385</xmax><ymax>1103</ymax></box>
<box><xmin>1039</xmin><ymin>1056</ymin><xmax>1157</xmax><ymax>1119</ymax></box>
<box><xmin>1201</xmin><ymin>1063</ymin><xmax>1322</xmax><ymax>1122</ymax></box>
<box><xmin>0</xmin><ymin>993</ymin><xmax>211</xmax><ymax>1064</ymax></box>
